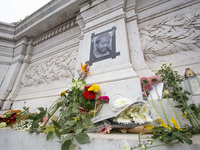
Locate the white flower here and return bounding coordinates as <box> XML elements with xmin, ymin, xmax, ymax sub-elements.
<box><xmin>122</xmin><ymin>140</ymin><xmax>131</xmax><ymax>150</ymax></box>
<box><xmin>76</xmin><ymin>81</ymin><xmax>85</xmax><ymax>91</ymax></box>
<box><xmin>0</xmin><ymin>122</ymin><xmax>7</xmax><ymax>128</ymax></box>
<box><xmin>116</xmin><ymin>116</ymin><xmax>132</xmax><ymax>124</ymax></box>
<box><xmin>114</xmin><ymin>98</ymin><xmax>132</xmax><ymax>109</ymax></box>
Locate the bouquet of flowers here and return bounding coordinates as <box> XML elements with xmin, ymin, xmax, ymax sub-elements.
<box><xmin>27</xmin><ymin>62</ymin><xmax>110</xmax><ymax>150</ymax></box>
<box><xmin>0</xmin><ymin>110</ymin><xmax>21</xmax><ymax>127</ymax></box>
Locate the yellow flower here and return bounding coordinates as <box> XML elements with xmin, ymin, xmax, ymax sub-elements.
<box><xmin>182</xmin><ymin>113</ymin><xmax>186</xmax><ymax>118</ymax></box>
<box><xmin>144</xmin><ymin>126</ymin><xmax>154</xmax><ymax>130</ymax></box>
<box><xmin>170</xmin><ymin>117</ymin><xmax>182</xmax><ymax>131</ymax></box>
<box><xmin>160</xmin><ymin>120</ymin><xmax>172</xmax><ymax>130</ymax></box>
<box><xmin>88</xmin><ymin>84</ymin><xmax>100</xmax><ymax>92</ymax></box>
<box><xmin>75</xmin><ymin>117</ymin><xmax>79</xmax><ymax>122</ymax></box>
<box><xmin>60</xmin><ymin>91</ymin><xmax>66</xmax><ymax>97</ymax></box>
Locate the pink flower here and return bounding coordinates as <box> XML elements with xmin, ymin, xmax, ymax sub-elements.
<box><xmin>41</xmin><ymin>116</ymin><xmax>49</xmax><ymax>126</ymax></box>
<box><xmin>99</xmin><ymin>125</ymin><xmax>112</xmax><ymax>134</ymax></box>
<box><xmin>79</xmin><ymin>107</ymin><xmax>86</xmax><ymax>114</ymax></box>
<box><xmin>142</xmin><ymin>85</ymin><xmax>152</xmax><ymax>92</ymax></box>
<box><xmin>148</xmin><ymin>76</ymin><xmax>161</xmax><ymax>85</ymax></box>
<box><xmin>142</xmin><ymin>85</ymin><xmax>152</xmax><ymax>96</ymax></box>
<box><xmin>140</xmin><ymin>77</ymin><xmax>150</xmax><ymax>86</ymax></box>
<box><xmin>98</xmin><ymin>96</ymin><xmax>109</xmax><ymax>102</ymax></box>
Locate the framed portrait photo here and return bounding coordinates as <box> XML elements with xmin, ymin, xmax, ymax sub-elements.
<box><xmin>87</xmin><ymin>26</ymin><xmax>120</xmax><ymax>65</ymax></box>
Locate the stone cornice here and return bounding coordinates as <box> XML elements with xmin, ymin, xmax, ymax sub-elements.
<box><xmin>32</xmin><ymin>18</ymin><xmax>78</xmax><ymax>46</ymax></box>
<box><xmin>137</xmin><ymin>0</ymin><xmax>200</xmax><ymax>24</ymax></box>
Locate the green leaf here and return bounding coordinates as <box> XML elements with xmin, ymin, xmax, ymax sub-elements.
<box><xmin>38</xmin><ymin>107</ymin><xmax>45</xmax><ymax>112</ymax></box>
<box><xmin>75</xmin><ymin>132</ymin><xmax>90</xmax><ymax>144</ymax></box>
<box><xmin>173</xmin><ymin>132</ymin><xmax>192</xmax><ymax>145</ymax></box>
<box><xmin>28</xmin><ymin>114</ymin><xmax>38</xmax><ymax>120</ymax></box>
<box><xmin>60</xmin><ymin>127</ymin><xmax>73</xmax><ymax>134</ymax></box>
<box><xmin>46</xmin><ymin>131</ymin><xmax>53</xmax><ymax>141</ymax></box>
<box><xmin>55</xmin><ymin>129</ymin><xmax>61</xmax><ymax>139</ymax></box>
<box><xmin>66</xmin><ymin>120</ymin><xmax>76</xmax><ymax>127</ymax></box>
<box><xmin>84</xmin><ymin>117</ymin><xmax>92</xmax><ymax>126</ymax></box>
<box><xmin>52</xmin><ymin>120</ymin><xmax>61</xmax><ymax>129</ymax></box>
<box><xmin>61</xmin><ymin>140</ymin><xmax>71</xmax><ymax>150</ymax></box>
<box><xmin>60</xmin><ymin>134</ymin><xmax>73</xmax><ymax>144</ymax></box>
<box><xmin>72</xmin><ymin>108</ymin><xmax>79</xmax><ymax>114</ymax></box>
<box><xmin>69</xmin><ymin>143</ymin><xmax>76</xmax><ymax>150</ymax></box>
<box><xmin>75</xmin><ymin>121</ymin><xmax>83</xmax><ymax>134</ymax></box>
<box><xmin>31</xmin><ymin>119</ymin><xmax>41</xmax><ymax>128</ymax></box>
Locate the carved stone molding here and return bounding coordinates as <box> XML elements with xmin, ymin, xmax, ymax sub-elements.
<box><xmin>32</xmin><ymin>19</ymin><xmax>77</xmax><ymax>46</ymax></box>
<box><xmin>139</xmin><ymin>10</ymin><xmax>200</xmax><ymax>62</ymax></box>
<box><xmin>20</xmin><ymin>50</ymin><xmax>77</xmax><ymax>87</ymax></box>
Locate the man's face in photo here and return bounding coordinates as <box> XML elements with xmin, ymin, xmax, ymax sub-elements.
<box><xmin>96</xmin><ymin>36</ymin><xmax>111</xmax><ymax>54</ymax></box>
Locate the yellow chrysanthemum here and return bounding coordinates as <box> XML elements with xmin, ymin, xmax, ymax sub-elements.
<box><xmin>160</xmin><ymin>120</ymin><xmax>172</xmax><ymax>130</ymax></box>
<box><xmin>182</xmin><ymin>113</ymin><xmax>186</xmax><ymax>118</ymax></box>
<box><xmin>60</xmin><ymin>91</ymin><xmax>66</xmax><ymax>97</ymax></box>
<box><xmin>170</xmin><ymin>117</ymin><xmax>182</xmax><ymax>131</ymax></box>
<box><xmin>88</xmin><ymin>84</ymin><xmax>100</xmax><ymax>92</ymax></box>
<box><xmin>144</xmin><ymin>126</ymin><xmax>154</xmax><ymax>130</ymax></box>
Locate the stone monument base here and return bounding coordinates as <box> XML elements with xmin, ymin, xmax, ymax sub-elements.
<box><xmin>0</xmin><ymin>128</ymin><xmax>200</xmax><ymax>150</ymax></box>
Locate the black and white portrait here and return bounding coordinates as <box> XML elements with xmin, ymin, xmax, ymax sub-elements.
<box><xmin>87</xmin><ymin>26</ymin><xmax>120</xmax><ymax>65</ymax></box>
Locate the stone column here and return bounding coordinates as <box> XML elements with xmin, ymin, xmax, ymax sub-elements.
<box><xmin>75</xmin><ymin>0</ymin><xmax>143</xmax><ymax>122</ymax></box>
<box><xmin>0</xmin><ymin>37</ymin><xmax>28</xmax><ymax>110</ymax></box>
<box><xmin>4</xmin><ymin>38</ymin><xmax>34</xmax><ymax>109</ymax></box>
<box><xmin>125</xmin><ymin>0</ymin><xmax>154</xmax><ymax>77</ymax></box>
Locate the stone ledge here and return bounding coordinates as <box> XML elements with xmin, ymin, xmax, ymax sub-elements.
<box><xmin>0</xmin><ymin>128</ymin><xmax>200</xmax><ymax>150</ymax></box>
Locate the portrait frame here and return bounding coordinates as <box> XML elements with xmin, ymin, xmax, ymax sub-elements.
<box><xmin>87</xmin><ymin>26</ymin><xmax>120</xmax><ymax>66</ymax></box>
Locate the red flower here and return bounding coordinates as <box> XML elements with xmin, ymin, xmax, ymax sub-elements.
<box><xmin>83</xmin><ymin>91</ymin><xmax>95</xmax><ymax>100</ymax></box>
<box><xmin>85</xmin><ymin>85</ymin><xmax>92</xmax><ymax>91</ymax></box>
<box><xmin>79</xmin><ymin>107</ymin><xmax>86</xmax><ymax>114</ymax></box>
<box><xmin>99</xmin><ymin>125</ymin><xmax>112</xmax><ymax>134</ymax></box>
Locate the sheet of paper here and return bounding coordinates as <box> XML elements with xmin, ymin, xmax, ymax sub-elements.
<box><xmin>148</xmin><ymin>82</ymin><xmax>163</xmax><ymax>100</ymax></box>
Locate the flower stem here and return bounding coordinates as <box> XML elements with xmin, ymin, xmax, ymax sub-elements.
<box><xmin>167</xmin><ymin>97</ymin><xmax>183</xmax><ymax>128</ymax></box>
<box><xmin>93</xmin><ymin>98</ymin><xmax>97</xmax><ymax>118</ymax></box>
<box><xmin>143</xmin><ymin>87</ymin><xmax>155</xmax><ymax>119</ymax></box>
<box><xmin>149</xmin><ymin>93</ymin><xmax>159</xmax><ymax>116</ymax></box>
<box><xmin>155</xmin><ymin>84</ymin><xmax>170</xmax><ymax>126</ymax></box>
<box><xmin>175</xmin><ymin>84</ymin><xmax>200</xmax><ymax>128</ymax></box>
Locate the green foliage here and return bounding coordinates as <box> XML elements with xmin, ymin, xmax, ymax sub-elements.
<box><xmin>28</xmin><ymin>107</ymin><xmax>47</xmax><ymax>131</ymax></box>
<box><xmin>156</xmin><ymin>63</ymin><xmax>200</xmax><ymax>128</ymax></box>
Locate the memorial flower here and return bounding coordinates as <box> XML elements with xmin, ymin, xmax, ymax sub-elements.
<box><xmin>41</xmin><ymin>116</ymin><xmax>49</xmax><ymax>126</ymax></box>
<box><xmin>77</xmin><ymin>62</ymin><xmax>90</xmax><ymax>79</ymax></box>
<box><xmin>170</xmin><ymin>117</ymin><xmax>182</xmax><ymax>131</ymax></box>
<box><xmin>148</xmin><ymin>75</ymin><xmax>161</xmax><ymax>85</ymax></box>
<box><xmin>114</xmin><ymin>102</ymin><xmax>153</xmax><ymax>125</ymax></box>
<box><xmin>0</xmin><ymin>122</ymin><xmax>6</xmax><ymax>128</ymax></box>
<box><xmin>140</xmin><ymin>77</ymin><xmax>150</xmax><ymax>86</ymax></box>
<box><xmin>88</xmin><ymin>84</ymin><xmax>100</xmax><ymax>92</ymax></box>
<box><xmin>99</xmin><ymin>125</ymin><xmax>112</xmax><ymax>134</ymax></box>
<box><xmin>83</xmin><ymin>91</ymin><xmax>96</xmax><ymax>100</ymax></box>
<box><xmin>182</xmin><ymin>113</ymin><xmax>186</xmax><ymax>118</ymax></box>
<box><xmin>160</xmin><ymin>119</ymin><xmax>172</xmax><ymax>130</ymax></box>
<box><xmin>98</xmin><ymin>96</ymin><xmax>109</xmax><ymax>103</ymax></box>
<box><xmin>79</xmin><ymin>107</ymin><xmax>86</xmax><ymax>114</ymax></box>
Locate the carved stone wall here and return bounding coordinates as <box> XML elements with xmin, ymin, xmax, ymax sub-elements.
<box><xmin>20</xmin><ymin>50</ymin><xmax>77</xmax><ymax>87</ymax></box>
<box><xmin>140</xmin><ymin>9</ymin><xmax>200</xmax><ymax>62</ymax></box>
